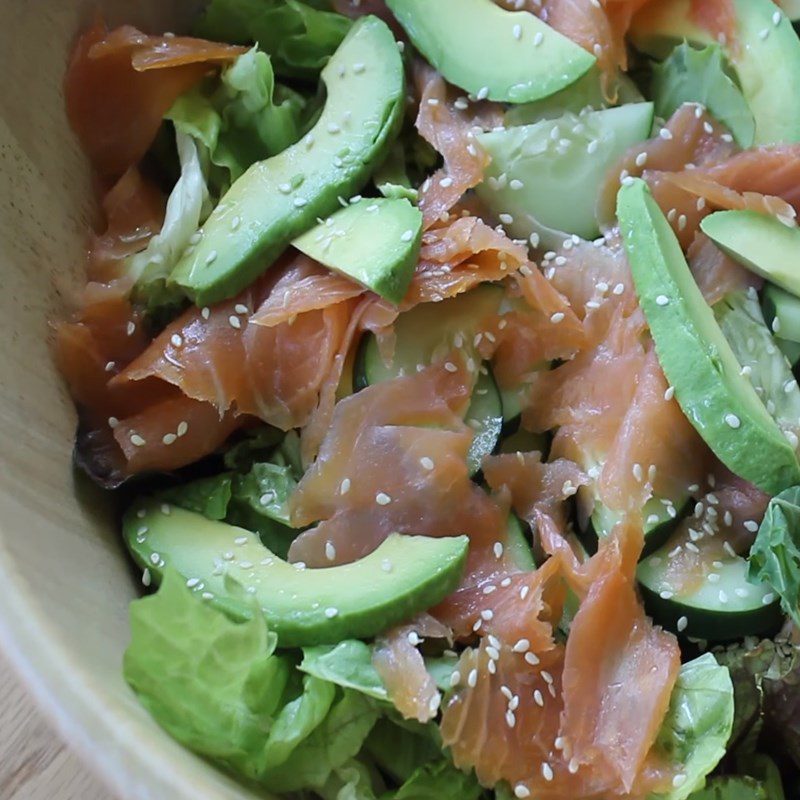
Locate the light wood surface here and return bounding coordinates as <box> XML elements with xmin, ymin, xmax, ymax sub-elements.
<box><xmin>0</xmin><ymin>654</ymin><xmax>109</xmax><ymax>800</ymax></box>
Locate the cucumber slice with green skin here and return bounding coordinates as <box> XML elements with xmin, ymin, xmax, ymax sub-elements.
<box><xmin>465</xmin><ymin>370</ymin><xmax>504</xmax><ymax>475</ymax></box>
<box><xmin>498</xmin><ymin>427</ymin><xmax>549</xmax><ymax>458</ymax></box>
<box><xmin>505</xmin><ymin>513</ymin><xmax>535</xmax><ymax>572</ymax></box>
<box><xmin>580</xmin><ymin>495</ymin><xmax>690</xmax><ymax>559</ymax></box>
<box><xmin>353</xmin><ymin>286</ymin><xmax>505</xmax><ymax>475</ymax></box>
<box><xmin>637</xmin><ymin>549</ymin><xmax>783</xmax><ymax>641</ymax></box>
<box><xmin>126</xmin><ymin>502</ymin><xmax>468</xmax><ymax>647</ymax></box>
<box><xmin>476</xmin><ymin>103</ymin><xmax>655</xmax><ymax>249</ymax></box>
<box><xmin>763</xmin><ymin>283</ymin><xmax>800</xmax><ymax>368</ymax></box>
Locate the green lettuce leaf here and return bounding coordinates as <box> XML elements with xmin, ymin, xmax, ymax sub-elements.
<box><xmin>123</xmin><ymin>569</ymin><xmax>290</xmax><ymax>782</ymax></box>
<box><xmin>388</xmin><ymin>760</ymin><xmax>482</xmax><ymax>800</ymax></box>
<box><xmin>260</xmin><ymin>689</ymin><xmax>380</xmax><ymax>792</ymax></box>
<box><xmin>223</xmin><ymin>426</ymin><xmax>284</xmax><ymax>471</ymax></box>
<box><xmin>227</xmin><ymin>461</ymin><xmax>298</xmax><ymax>558</ymax></box>
<box><xmin>124</xmin><ymin>570</ymin><xmax>377</xmax><ymax>790</ymax></box>
<box><xmin>320</xmin><ymin>758</ymin><xmax>383</xmax><ymax>800</ymax></box>
<box><xmin>648</xmin><ymin>654</ymin><xmax>735</xmax><ymax>800</ymax></box>
<box><xmin>749</xmin><ymin>487</ymin><xmax>800</xmax><ymax>626</ymax></box>
<box><xmin>301</xmin><ymin>641</ymin><xmax>389</xmax><ymax>701</ymax></box>
<box><xmin>157</xmin><ymin>473</ymin><xmax>233</xmax><ymax>520</ymax></box>
<box><xmin>688</xmin><ymin>776</ymin><xmax>768</xmax><ymax>799</ymax></box>
<box><xmin>128</xmin><ymin>130</ymin><xmax>209</xmax><ymax>316</ymax></box>
<box><xmin>193</xmin><ymin>0</ymin><xmax>351</xmax><ymax>79</ymax></box>
<box><xmin>651</xmin><ymin>43</ymin><xmax>755</xmax><ymax>147</ymax></box>
<box><xmin>363</xmin><ymin>717</ymin><xmax>441</xmax><ymax>784</ymax></box>
<box><xmin>168</xmin><ymin>48</ymin><xmax>310</xmax><ymax>191</ymax></box>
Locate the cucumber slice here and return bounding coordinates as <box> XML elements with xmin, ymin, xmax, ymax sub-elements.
<box><xmin>498</xmin><ymin>427</ymin><xmax>549</xmax><ymax>457</ymax></box>
<box><xmin>581</xmin><ymin>495</ymin><xmax>689</xmax><ymax>559</ymax></box>
<box><xmin>354</xmin><ymin>286</ymin><xmax>505</xmax><ymax>476</ymax></box>
<box><xmin>763</xmin><ymin>283</ymin><xmax>800</xmax><ymax>366</ymax></box>
<box><xmin>466</xmin><ymin>370</ymin><xmax>504</xmax><ymax>475</ymax></box>
<box><xmin>637</xmin><ymin>546</ymin><xmax>782</xmax><ymax>641</ymax></box>
<box><xmin>506</xmin><ymin>513</ymin><xmax>535</xmax><ymax>571</ymax></box>
<box><xmin>476</xmin><ymin>103</ymin><xmax>655</xmax><ymax>248</ymax></box>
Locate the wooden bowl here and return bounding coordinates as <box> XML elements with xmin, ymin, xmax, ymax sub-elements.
<box><xmin>0</xmin><ymin>2</ymin><xmax>259</xmax><ymax>796</ymax></box>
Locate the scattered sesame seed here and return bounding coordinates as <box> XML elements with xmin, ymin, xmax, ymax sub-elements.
<box><xmin>229</xmin><ymin>315</ymin><xmax>242</xmax><ymax>329</ymax></box>
<box><xmin>673</xmin><ymin>774</ymin><xmax>687</xmax><ymax>788</ymax></box>
<box><xmin>130</xmin><ymin>434</ymin><xmax>146</xmax><ymax>447</ymax></box>
<box><xmin>635</xmin><ymin>152</ymin><xmax>648</xmax><ymax>168</ymax></box>
<box><xmin>376</xmin><ymin>492</ymin><xmax>392</xmax><ymax>506</ymax></box>
<box><xmin>541</xmin><ymin>763</ymin><xmax>554</xmax><ymax>782</ymax></box>
<box><xmin>533</xmin><ymin>31</ymin><xmax>544</xmax><ymax>46</ymax></box>
<box><xmin>664</xmin><ymin>386</ymin><xmax>675</xmax><ymax>401</ymax></box>
<box><xmin>325</xmin><ymin>607</ymin><xmax>339</xmax><ymax>618</ymax></box>
<box><xmin>401</xmin><ymin>229</ymin><xmax>414</xmax><ymax>242</ymax></box>
<box><xmin>514</xmin><ymin>785</ymin><xmax>530</xmax><ymax>799</ymax></box>
<box><xmin>340</xmin><ymin>478</ymin><xmax>351</xmax><ymax>495</ymax></box>
<box><xmin>655</xmin><ymin>294</ymin><xmax>669</xmax><ymax>306</ymax></box>
<box><xmin>513</xmin><ymin>638</ymin><xmax>530</xmax><ymax>652</ymax></box>
<box><xmin>201</xmin><ymin>307</ymin><xmax>211</xmax><ymax>320</ymax></box>
<box><xmin>126</xmin><ymin>321</ymin><xmax>136</xmax><ymax>336</ymax></box>
<box><xmin>420</xmin><ymin>457</ymin><xmax>435</xmax><ymax>471</ymax></box>
<box><xmin>763</xmin><ymin>593</ymin><xmax>776</xmax><ymax>605</ymax></box>
<box><xmin>177</xmin><ymin>421</ymin><xmax>188</xmax><ymax>437</ymax></box>
<box><xmin>524</xmin><ymin>651</ymin><xmax>540</xmax><ymax>665</ymax></box>
<box><xmin>759</xmin><ymin>27</ymin><xmax>770</xmax><ymax>40</ymax></box>
<box><xmin>512</xmin><ymin>23</ymin><xmax>522</xmax><ymax>40</ymax></box>
<box><xmin>162</xmin><ymin>433</ymin><xmax>177</xmax><ymax>446</ymax></box>
<box><xmin>533</xmin><ymin>689</ymin><xmax>544</xmax><ymax>707</ymax></box>
<box><xmin>444</xmin><ymin>361</ymin><xmax>458</xmax><ymax>373</ymax></box>
<box><xmin>325</xmin><ymin>541</ymin><xmax>336</xmax><ymax>561</ymax></box>
<box><xmin>467</xmin><ymin>668</ymin><xmax>478</xmax><ymax>687</ymax></box>
<box><xmin>142</xmin><ymin>568</ymin><xmax>151</xmax><ymax>586</ymax></box>
<box><xmin>381</xmin><ymin>558</ymin><xmax>393</xmax><ymax>573</ymax></box>
<box><xmin>744</xmin><ymin>519</ymin><xmax>759</xmax><ymax>532</ymax></box>
<box><xmin>550</xmin><ymin>312</ymin><xmax>565</xmax><ymax>324</ymax></box>
<box><xmin>724</xmin><ymin>413</ymin><xmax>741</xmax><ymax>429</ymax></box>
<box><xmin>677</xmin><ymin>616</ymin><xmax>688</xmax><ymax>632</ymax></box>
<box><xmin>660</xmin><ymin>590</ymin><xmax>674</xmax><ymax>600</ymax></box>
<box><xmin>493</xmin><ymin>541</ymin><xmax>504</xmax><ymax>559</ymax></box>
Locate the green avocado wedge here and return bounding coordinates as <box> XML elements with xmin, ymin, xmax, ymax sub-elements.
<box><xmin>630</xmin><ymin>0</ymin><xmax>800</xmax><ymax>145</ymax></box>
<box><xmin>169</xmin><ymin>16</ymin><xmax>405</xmax><ymax>306</ymax></box>
<box><xmin>701</xmin><ymin>210</ymin><xmax>800</xmax><ymax>298</ymax></box>
<box><xmin>385</xmin><ymin>0</ymin><xmax>595</xmax><ymax>104</ymax></box>
<box><xmin>125</xmin><ymin>501</ymin><xmax>468</xmax><ymax>647</ymax></box>
<box><xmin>618</xmin><ymin>179</ymin><xmax>800</xmax><ymax>495</ymax></box>
<box><xmin>763</xmin><ymin>284</ymin><xmax>800</xmax><ymax>365</ymax></box>
<box><xmin>292</xmin><ymin>198</ymin><xmax>422</xmax><ymax>305</ymax></box>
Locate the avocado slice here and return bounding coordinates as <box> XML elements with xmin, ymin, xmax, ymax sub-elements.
<box><xmin>292</xmin><ymin>198</ymin><xmax>421</xmax><ymax>305</ymax></box>
<box><xmin>630</xmin><ymin>0</ymin><xmax>800</xmax><ymax>145</ymax></box>
<box><xmin>763</xmin><ymin>283</ymin><xmax>800</xmax><ymax>365</ymax></box>
<box><xmin>385</xmin><ymin>0</ymin><xmax>595</xmax><ymax>104</ymax></box>
<box><xmin>617</xmin><ymin>179</ymin><xmax>800</xmax><ymax>495</ymax></box>
<box><xmin>701</xmin><ymin>211</ymin><xmax>800</xmax><ymax>298</ymax></box>
<box><xmin>476</xmin><ymin>103</ymin><xmax>654</xmax><ymax>247</ymax></box>
<box><xmin>169</xmin><ymin>16</ymin><xmax>405</xmax><ymax>306</ymax></box>
<box><xmin>638</xmin><ymin>542</ymin><xmax>782</xmax><ymax>641</ymax></box>
<box><xmin>126</xmin><ymin>501</ymin><xmax>468</xmax><ymax>647</ymax></box>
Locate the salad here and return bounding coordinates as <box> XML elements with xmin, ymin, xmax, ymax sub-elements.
<box><xmin>55</xmin><ymin>0</ymin><xmax>800</xmax><ymax>797</ymax></box>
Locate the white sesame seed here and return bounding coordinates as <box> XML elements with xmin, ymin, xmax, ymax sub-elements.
<box><xmin>677</xmin><ymin>616</ymin><xmax>688</xmax><ymax>632</ymax></box>
<box><xmin>234</xmin><ymin>536</ymin><xmax>248</xmax><ymax>545</ymax></box>
<box><xmin>759</xmin><ymin>27</ymin><xmax>770</xmax><ymax>40</ymax></box>
<box><xmin>325</xmin><ymin>607</ymin><xmax>339</xmax><ymax>618</ymax></box>
<box><xmin>229</xmin><ymin>315</ymin><xmax>242</xmax><ymax>329</ymax></box>
<box><xmin>635</xmin><ymin>152</ymin><xmax>648</xmax><ymax>168</ymax></box>
<box><xmin>673</xmin><ymin>774</ymin><xmax>687</xmax><ymax>788</ymax></box>
<box><xmin>201</xmin><ymin>307</ymin><xmax>210</xmax><ymax>320</ymax></box>
<box><xmin>381</xmin><ymin>558</ymin><xmax>393</xmax><ymax>573</ymax></box>
<box><xmin>744</xmin><ymin>520</ymin><xmax>759</xmax><ymax>532</ymax></box>
<box><xmin>513</xmin><ymin>638</ymin><xmax>530</xmax><ymax>652</ymax></box>
<box><xmin>763</xmin><ymin>593</ymin><xmax>776</xmax><ymax>605</ymax></box>
<box><xmin>162</xmin><ymin>433</ymin><xmax>177</xmax><ymax>445</ymax></box>
<box><xmin>664</xmin><ymin>386</ymin><xmax>675</xmax><ymax>401</ymax></box>
<box><xmin>149</xmin><ymin>552</ymin><xmax>160</xmax><ymax>566</ymax></box>
<box><xmin>376</xmin><ymin>492</ymin><xmax>391</xmax><ymax>506</ymax></box>
<box><xmin>467</xmin><ymin>668</ymin><xmax>478</xmax><ymax>687</ymax></box>
<box><xmin>493</xmin><ymin>542</ymin><xmax>504</xmax><ymax>559</ymax></box>
<box><xmin>542</xmin><ymin>763</ymin><xmax>554</xmax><ymax>782</ymax></box>
<box><xmin>176</xmin><ymin>421</ymin><xmax>188</xmax><ymax>437</ymax></box>
<box><xmin>707</xmin><ymin>573</ymin><xmax>720</xmax><ymax>584</ymax></box>
<box><xmin>660</xmin><ymin>590</ymin><xmax>674</xmax><ymax>600</ymax></box>
<box><xmin>401</xmin><ymin>229</ymin><xmax>414</xmax><ymax>242</ymax></box>
<box><xmin>587</xmin><ymin>139</ymin><xmax>599</xmax><ymax>155</ymax></box>
<box><xmin>340</xmin><ymin>478</ymin><xmax>351</xmax><ymax>495</ymax></box>
<box><xmin>724</xmin><ymin>413</ymin><xmax>741</xmax><ymax>429</ymax></box>
<box><xmin>444</xmin><ymin>361</ymin><xmax>458</xmax><ymax>373</ymax></box>
<box><xmin>130</xmin><ymin>434</ymin><xmax>146</xmax><ymax>447</ymax></box>
<box><xmin>550</xmin><ymin>312</ymin><xmax>565</xmax><ymax>324</ymax></box>
<box><xmin>325</xmin><ymin>541</ymin><xmax>336</xmax><ymax>561</ymax></box>
<box><xmin>568</xmin><ymin>758</ymin><xmax>579</xmax><ymax>774</ymax></box>
<box><xmin>126</xmin><ymin>321</ymin><xmax>136</xmax><ymax>336</ymax></box>
<box><xmin>104</xmin><ymin>361</ymin><xmax>116</xmax><ymax>372</ymax></box>
<box><xmin>533</xmin><ymin>689</ymin><xmax>544</xmax><ymax>706</ymax></box>
<box><xmin>142</xmin><ymin>568</ymin><xmax>151</xmax><ymax>586</ymax></box>
<box><xmin>524</xmin><ymin>651</ymin><xmax>540</xmax><ymax>665</ymax></box>
<box><xmin>514</xmin><ymin>785</ymin><xmax>530</xmax><ymax>799</ymax></box>
<box><xmin>512</xmin><ymin>23</ymin><xmax>522</xmax><ymax>39</ymax></box>
<box><xmin>659</xmin><ymin>128</ymin><xmax>673</xmax><ymax>140</ymax></box>
<box><xmin>655</xmin><ymin>294</ymin><xmax>669</xmax><ymax>306</ymax></box>
<box><xmin>533</xmin><ymin>31</ymin><xmax>544</xmax><ymax>46</ymax></box>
